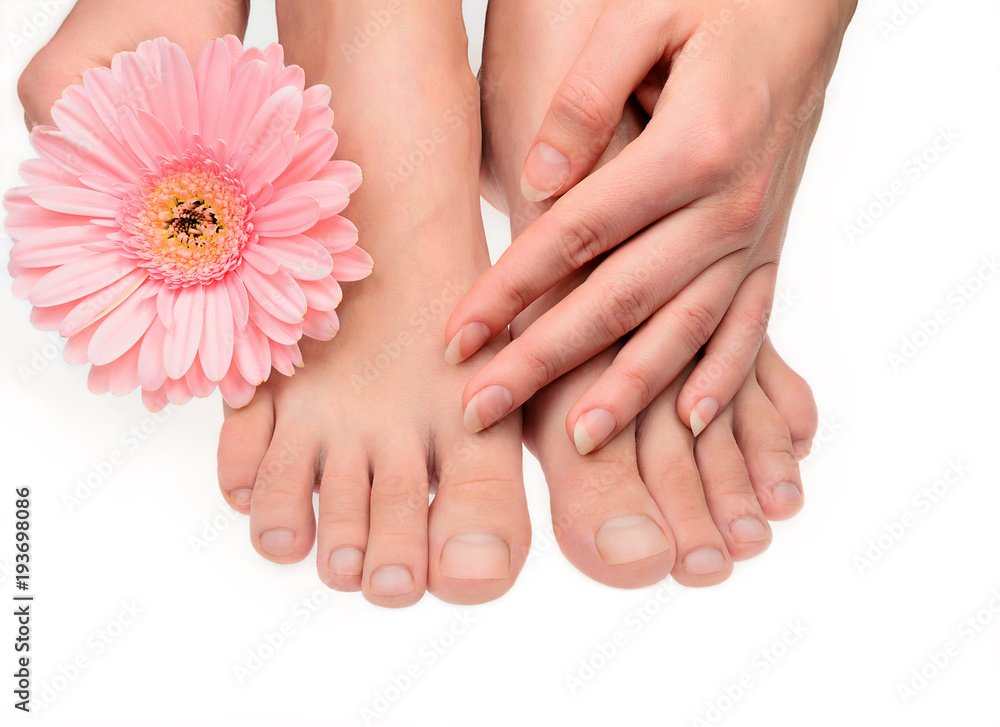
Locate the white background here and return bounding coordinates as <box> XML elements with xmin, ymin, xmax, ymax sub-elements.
<box><xmin>1</xmin><ymin>1</ymin><xmax>998</xmax><ymax>725</ymax></box>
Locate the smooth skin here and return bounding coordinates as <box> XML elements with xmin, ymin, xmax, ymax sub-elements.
<box><xmin>448</xmin><ymin>0</ymin><xmax>855</xmax><ymax>455</ymax></box>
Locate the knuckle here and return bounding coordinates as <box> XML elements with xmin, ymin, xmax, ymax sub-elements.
<box><xmin>613</xmin><ymin>362</ymin><xmax>656</xmax><ymax>409</ymax></box>
<box><xmin>518</xmin><ymin>344</ymin><xmax>562</xmax><ymax>389</ymax></box>
<box><xmin>674</xmin><ymin>301</ymin><xmax>717</xmax><ymax>351</ymax></box>
<box><xmin>733</xmin><ymin>304</ymin><xmax>771</xmax><ymax>343</ymax></box>
<box><xmin>551</xmin><ymin>72</ymin><xmax>616</xmax><ymax>138</ymax></box>
<box><xmin>596</xmin><ymin>276</ymin><xmax>649</xmax><ymax>339</ymax></box>
<box><xmin>494</xmin><ymin>271</ymin><xmax>529</xmax><ymax>317</ymax></box>
<box><xmin>557</xmin><ymin>212</ymin><xmax>606</xmax><ymax>271</ymax></box>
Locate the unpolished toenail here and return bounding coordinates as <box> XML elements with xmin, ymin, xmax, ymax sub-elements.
<box><xmin>370</xmin><ymin>565</ymin><xmax>414</xmax><ymax>596</ymax></box>
<box><xmin>773</xmin><ymin>482</ymin><xmax>804</xmax><ymax>506</ymax></box>
<box><xmin>441</xmin><ymin>534</ymin><xmax>510</xmax><ymax>580</ymax></box>
<box><xmin>730</xmin><ymin>517</ymin><xmax>768</xmax><ymax>543</ymax></box>
<box><xmin>595</xmin><ymin>515</ymin><xmax>670</xmax><ymax>566</ymax></box>
<box><xmin>230</xmin><ymin>488</ymin><xmax>252</xmax><ymax>508</ymax></box>
<box><xmin>328</xmin><ymin>547</ymin><xmax>364</xmax><ymax>577</ymax></box>
<box><xmin>260</xmin><ymin>528</ymin><xmax>294</xmax><ymax>556</ymax></box>
<box><xmin>683</xmin><ymin>548</ymin><xmax>727</xmax><ymax>575</ymax></box>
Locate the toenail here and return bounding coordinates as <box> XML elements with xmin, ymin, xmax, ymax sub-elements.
<box><xmin>730</xmin><ymin>517</ymin><xmax>768</xmax><ymax>543</ymax></box>
<box><xmin>683</xmin><ymin>548</ymin><xmax>728</xmax><ymax>575</ymax></box>
<box><xmin>773</xmin><ymin>482</ymin><xmax>804</xmax><ymax>506</ymax></box>
<box><xmin>441</xmin><ymin>534</ymin><xmax>510</xmax><ymax>580</ymax></box>
<box><xmin>793</xmin><ymin>439</ymin><xmax>813</xmax><ymax>460</ymax></box>
<box><xmin>595</xmin><ymin>515</ymin><xmax>670</xmax><ymax>566</ymax></box>
<box><xmin>445</xmin><ymin>322</ymin><xmax>492</xmax><ymax>365</ymax></box>
<box><xmin>370</xmin><ymin>565</ymin><xmax>415</xmax><ymax>596</ymax></box>
<box><xmin>230</xmin><ymin>488</ymin><xmax>252</xmax><ymax>508</ymax></box>
<box><xmin>690</xmin><ymin>397</ymin><xmax>720</xmax><ymax>437</ymax></box>
<box><xmin>260</xmin><ymin>528</ymin><xmax>295</xmax><ymax>556</ymax></box>
<box><xmin>328</xmin><ymin>547</ymin><xmax>364</xmax><ymax>577</ymax></box>
<box><xmin>573</xmin><ymin>408</ymin><xmax>617</xmax><ymax>455</ymax></box>
<box><xmin>463</xmin><ymin>385</ymin><xmax>514</xmax><ymax>433</ymax></box>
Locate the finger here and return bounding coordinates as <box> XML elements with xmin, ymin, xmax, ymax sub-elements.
<box><xmin>445</xmin><ymin>110</ymin><xmax>720</xmax><ymax>365</ymax></box>
<box><xmin>676</xmin><ymin>262</ymin><xmax>778</xmax><ymax>436</ymax></box>
<box><xmin>566</xmin><ymin>252</ymin><xmax>746</xmax><ymax>455</ymax></box>
<box><xmin>755</xmin><ymin>337</ymin><xmax>818</xmax><ymax>459</ymax></box>
<box><xmin>519</xmin><ymin>1</ymin><xmax>679</xmax><ymax>202</ymax></box>
<box><xmin>462</xmin><ymin>208</ymin><xmax>740</xmax><ymax>433</ymax></box>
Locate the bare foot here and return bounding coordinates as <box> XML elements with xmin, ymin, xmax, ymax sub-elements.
<box><xmin>216</xmin><ymin>1</ymin><xmax>530</xmax><ymax>607</ymax></box>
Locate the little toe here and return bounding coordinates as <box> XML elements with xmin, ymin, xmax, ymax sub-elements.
<box><xmin>694</xmin><ymin>408</ymin><xmax>773</xmax><ymax>562</ymax></box>
<box><xmin>427</xmin><ymin>421</ymin><xmax>530</xmax><ymax>605</ymax></box>
<box><xmin>733</xmin><ymin>377</ymin><xmax>804</xmax><ymax>521</ymax></box>
<box><xmin>248</xmin><ymin>425</ymin><xmax>320</xmax><ymax>564</ymax></box>
<box><xmin>217</xmin><ymin>390</ymin><xmax>274</xmax><ymax>514</ymax></box>
<box><xmin>316</xmin><ymin>445</ymin><xmax>372</xmax><ymax>592</ymax></box>
<box><xmin>362</xmin><ymin>437</ymin><xmax>430</xmax><ymax>608</ymax></box>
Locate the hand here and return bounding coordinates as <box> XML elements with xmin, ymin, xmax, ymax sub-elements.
<box><xmin>17</xmin><ymin>0</ymin><xmax>248</xmax><ymax>128</ymax></box>
<box><xmin>447</xmin><ymin>0</ymin><xmax>854</xmax><ymax>452</ymax></box>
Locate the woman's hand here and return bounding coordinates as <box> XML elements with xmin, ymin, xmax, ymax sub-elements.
<box><xmin>448</xmin><ymin>0</ymin><xmax>855</xmax><ymax>451</ymax></box>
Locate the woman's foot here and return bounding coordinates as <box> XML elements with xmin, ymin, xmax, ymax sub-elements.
<box><xmin>480</xmin><ymin>0</ymin><xmax>818</xmax><ymax>588</ymax></box>
<box><xmin>217</xmin><ymin>1</ymin><xmax>530</xmax><ymax>607</ymax></box>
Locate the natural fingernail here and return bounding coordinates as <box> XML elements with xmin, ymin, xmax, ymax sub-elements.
<box><xmin>573</xmin><ymin>408</ymin><xmax>617</xmax><ymax>455</ymax></box>
<box><xmin>690</xmin><ymin>397</ymin><xmax>721</xmax><ymax>437</ymax></box>
<box><xmin>773</xmin><ymin>482</ymin><xmax>804</xmax><ymax>506</ymax></box>
<box><xmin>445</xmin><ymin>322</ymin><xmax>492</xmax><ymax>365</ymax></box>
<box><xmin>730</xmin><ymin>517</ymin><xmax>768</xmax><ymax>543</ymax></box>
<box><xmin>328</xmin><ymin>546</ymin><xmax>364</xmax><ymax>577</ymax></box>
<box><xmin>521</xmin><ymin>141</ymin><xmax>570</xmax><ymax>202</ymax></box>
<box><xmin>369</xmin><ymin>565</ymin><xmax>414</xmax><ymax>596</ymax></box>
<box><xmin>441</xmin><ymin>534</ymin><xmax>510</xmax><ymax>580</ymax></box>
<box><xmin>229</xmin><ymin>488</ymin><xmax>252</xmax><ymax>509</ymax></box>
<box><xmin>595</xmin><ymin>515</ymin><xmax>670</xmax><ymax>565</ymax></box>
<box><xmin>683</xmin><ymin>547</ymin><xmax>728</xmax><ymax>575</ymax></box>
<box><xmin>463</xmin><ymin>385</ymin><xmax>514</xmax><ymax>433</ymax></box>
<box><xmin>260</xmin><ymin>528</ymin><xmax>295</xmax><ymax>556</ymax></box>
<box><xmin>793</xmin><ymin>439</ymin><xmax>812</xmax><ymax>460</ymax></box>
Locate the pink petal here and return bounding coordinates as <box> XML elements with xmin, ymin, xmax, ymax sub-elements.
<box><xmin>196</xmin><ymin>38</ymin><xmax>234</xmax><ymax>145</ymax></box>
<box><xmin>138</xmin><ymin>319</ymin><xmax>168</xmax><ymax>390</ymax></box>
<box><xmin>332</xmin><ymin>246</ymin><xmax>375</xmax><ymax>282</ymax></box>
<box><xmin>185</xmin><ymin>355</ymin><xmax>215</xmax><ymax>398</ymax></box>
<box><xmin>273</xmin><ymin>64</ymin><xmax>305</xmax><ymax>93</ymax></box>
<box><xmin>30</xmin><ymin>252</ymin><xmax>138</xmax><ymax>307</ymax></box>
<box><xmin>259</xmin><ymin>234</ymin><xmax>332</xmax><ymax>280</ymax></box>
<box><xmin>164</xmin><ymin>376</ymin><xmax>193</xmax><ymax>406</ymax></box>
<box><xmin>253</xmin><ymin>195</ymin><xmax>321</xmax><ymax>237</ymax></box>
<box><xmin>47</xmin><ymin>85</ymin><xmax>139</xmax><ymax>180</ymax></box>
<box><xmin>218</xmin><ymin>60</ymin><xmax>271</xmax><ymax>158</ymax></box>
<box><xmin>270</xmin><ymin>180</ymin><xmax>348</xmax><ymax>218</ymax></box>
<box><xmin>158</xmin><ymin>43</ymin><xmax>199</xmax><ymax>134</ymax></box>
<box><xmin>11</xmin><ymin>224</ymin><xmax>111</xmax><ymax>268</ymax></box>
<box><xmin>240</xmin><ymin>265</ymin><xmax>307</xmax><ymax>323</ymax></box>
<box><xmin>296</xmin><ymin>85</ymin><xmax>334</xmax><ymax>136</ymax></box>
<box><xmin>242</xmin><ymin>244</ymin><xmax>280</xmax><ymax>275</ymax></box>
<box><xmin>87</xmin><ymin>290</ymin><xmax>158</xmax><ymax>366</ymax></box>
<box><xmin>18</xmin><ymin>158</ymin><xmax>79</xmax><ymax>187</ymax></box>
<box><xmin>163</xmin><ymin>285</ymin><xmax>205</xmax><ymax>379</ymax></box>
<box><xmin>218</xmin><ymin>364</ymin><xmax>256</xmax><ymax>408</ymax></box>
<box><xmin>142</xmin><ymin>386</ymin><xmax>169</xmax><ymax>412</ymax></box>
<box><xmin>269</xmin><ymin>340</ymin><xmax>298</xmax><ymax>376</ymax></box>
<box><xmin>262</xmin><ymin>42</ymin><xmax>285</xmax><ymax>76</ymax></box>
<box><xmin>232</xmin><ymin>323</ymin><xmax>271</xmax><ymax>385</ymax></box>
<box><xmin>59</xmin><ymin>270</ymin><xmax>150</xmax><ymax>337</ymax></box>
<box><xmin>304</xmin><ymin>215</ymin><xmax>359</xmax><ymax>253</ymax></box>
<box><xmin>81</xmin><ymin>66</ymin><xmax>126</xmax><ymax>138</ymax></box>
<box><xmin>225</xmin><ymin>273</ymin><xmax>249</xmax><ymax>330</ymax></box>
<box><xmin>30</xmin><ymin>302</ymin><xmax>76</xmax><ymax>331</ymax></box>
<box><xmin>112</xmin><ymin>50</ymin><xmax>156</xmax><ymax>114</ymax></box>
<box><xmin>299</xmin><ymin>276</ymin><xmax>343</xmax><ymax>311</ymax></box>
<box><xmin>302</xmin><ymin>308</ymin><xmax>340</xmax><ymax>341</ymax></box>
<box><xmin>27</xmin><ymin>186</ymin><xmax>120</xmax><ymax>217</ymax></box>
<box><xmin>4</xmin><ymin>188</ymin><xmax>92</xmax><ymax>239</ymax></box>
<box><xmin>199</xmin><ymin>284</ymin><xmax>235</xmax><ymax>382</ymax></box>
<box><xmin>64</xmin><ymin>325</ymin><xmax>97</xmax><ymax>365</ymax></box>
<box><xmin>118</xmin><ymin>106</ymin><xmax>175</xmax><ymax>169</ymax></box>
<box><xmin>231</xmin><ymin>86</ymin><xmax>302</xmax><ymax>168</ymax></box>
<box><xmin>108</xmin><ymin>341</ymin><xmax>142</xmax><ymax>395</ymax></box>
<box><xmin>156</xmin><ymin>286</ymin><xmax>179</xmax><ymax>329</ymax></box>
<box><xmin>273</xmin><ymin>128</ymin><xmax>338</xmax><ymax>188</ymax></box>
<box><xmin>88</xmin><ymin>363</ymin><xmax>112</xmax><ymax>394</ymax></box>
<box><xmin>316</xmin><ymin>160</ymin><xmax>363</xmax><ymax>194</ymax></box>
<box><xmin>242</xmin><ymin>133</ymin><xmax>298</xmax><ymax>198</ymax></box>
<box><xmin>11</xmin><ymin>266</ymin><xmax>56</xmax><ymax>300</ymax></box>
<box><xmin>247</xmin><ymin>298</ymin><xmax>301</xmax><ymax>345</ymax></box>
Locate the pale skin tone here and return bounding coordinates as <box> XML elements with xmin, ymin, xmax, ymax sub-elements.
<box><xmin>448</xmin><ymin>0</ymin><xmax>856</xmax><ymax>455</ymax></box>
<box><xmin>19</xmin><ymin>0</ymin><xmax>819</xmax><ymax>605</ymax></box>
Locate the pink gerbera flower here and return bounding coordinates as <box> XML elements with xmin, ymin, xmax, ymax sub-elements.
<box><xmin>4</xmin><ymin>36</ymin><xmax>372</xmax><ymax>411</ymax></box>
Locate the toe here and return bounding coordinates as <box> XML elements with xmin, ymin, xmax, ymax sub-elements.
<box><xmin>362</xmin><ymin>437</ymin><xmax>429</xmax><ymax>608</ymax></box>
<box><xmin>636</xmin><ymin>384</ymin><xmax>734</xmax><ymax>587</ymax></box>
<box><xmin>756</xmin><ymin>339</ymin><xmax>818</xmax><ymax>460</ymax></box>
<box><xmin>248</xmin><ymin>425</ymin><xmax>320</xmax><ymax>564</ymax></box>
<box><xmin>733</xmin><ymin>377</ymin><xmax>804</xmax><ymax>521</ymax></box>
<box><xmin>316</xmin><ymin>445</ymin><xmax>371</xmax><ymax>592</ymax></box>
<box><xmin>218</xmin><ymin>390</ymin><xmax>274</xmax><ymax>514</ymax></box>
<box><xmin>694</xmin><ymin>407</ymin><xmax>773</xmax><ymax>562</ymax></box>
<box><xmin>427</xmin><ymin>420</ymin><xmax>530</xmax><ymax>605</ymax></box>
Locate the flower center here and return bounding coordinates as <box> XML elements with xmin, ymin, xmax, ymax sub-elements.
<box><xmin>121</xmin><ymin>155</ymin><xmax>254</xmax><ymax>287</ymax></box>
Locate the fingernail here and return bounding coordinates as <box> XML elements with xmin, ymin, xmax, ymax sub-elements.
<box><xmin>573</xmin><ymin>408</ymin><xmax>617</xmax><ymax>455</ymax></box>
<box><xmin>683</xmin><ymin>547</ymin><xmax>727</xmax><ymax>575</ymax></box>
<box><xmin>730</xmin><ymin>517</ymin><xmax>768</xmax><ymax>543</ymax></box>
<box><xmin>773</xmin><ymin>482</ymin><xmax>804</xmax><ymax>506</ymax></box>
<box><xmin>520</xmin><ymin>141</ymin><xmax>570</xmax><ymax>202</ymax></box>
<box><xmin>327</xmin><ymin>546</ymin><xmax>364</xmax><ymax>577</ymax></box>
<box><xmin>793</xmin><ymin>439</ymin><xmax>812</xmax><ymax>460</ymax></box>
<box><xmin>260</xmin><ymin>528</ymin><xmax>294</xmax><ymax>556</ymax></box>
<box><xmin>690</xmin><ymin>397</ymin><xmax>720</xmax><ymax>437</ymax></box>
<box><xmin>369</xmin><ymin>565</ymin><xmax>414</xmax><ymax>596</ymax></box>
<box><xmin>463</xmin><ymin>385</ymin><xmax>514</xmax><ymax>433</ymax></box>
<box><xmin>595</xmin><ymin>515</ymin><xmax>670</xmax><ymax>566</ymax></box>
<box><xmin>229</xmin><ymin>488</ymin><xmax>252</xmax><ymax>509</ymax></box>
<box><xmin>441</xmin><ymin>534</ymin><xmax>510</xmax><ymax>580</ymax></box>
<box><xmin>445</xmin><ymin>322</ymin><xmax>492</xmax><ymax>365</ymax></box>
